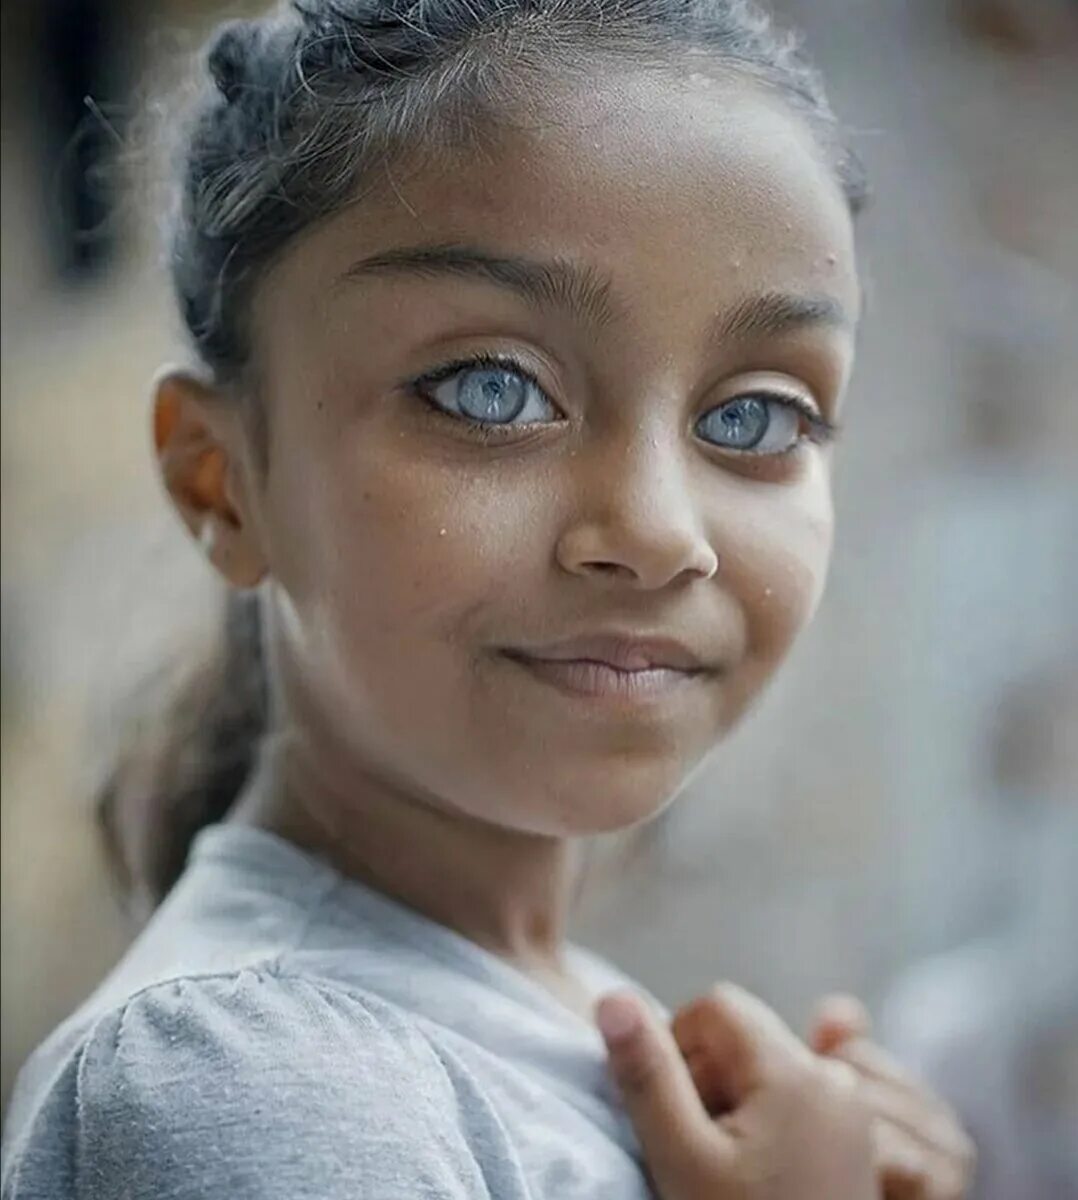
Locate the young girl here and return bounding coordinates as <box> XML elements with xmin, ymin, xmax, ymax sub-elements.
<box><xmin>2</xmin><ymin>1</ymin><xmax>975</xmax><ymax>1196</ymax></box>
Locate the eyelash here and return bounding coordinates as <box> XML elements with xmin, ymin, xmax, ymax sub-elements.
<box><xmin>763</xmin><ymin>394</ymin><xmax>840</xmax><ymax>452</ymax></box>
<box><xmin>409</xmin><ymin>353</ymin><xmax>554</xmax><ymax>436</ymax></box>
<box><xmin>408</xmin><ymin>353</ymin><xmax>839</xmax><ymax>452</ymax></box>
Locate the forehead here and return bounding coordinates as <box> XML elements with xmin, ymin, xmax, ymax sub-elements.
<box><xmin>262</xmin><ymin>66</ymin><xmax>859</xmax><ymax>331</ymax></box>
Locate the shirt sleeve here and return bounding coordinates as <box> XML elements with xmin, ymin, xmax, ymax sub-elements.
<box><xmin>3</xmin><ymin>969</ymin><xmax>501</xmax><ymax>1200</ymax></box>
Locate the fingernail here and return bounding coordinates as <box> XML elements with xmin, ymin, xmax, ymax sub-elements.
<box><xmin>597</xmin><ymin>994</ymin><xmax>641</xmax><ymax>1044</ymax></box>
<box><xmin>828</xmin><ymin>994</ymin><xmax>869</xmax><ymax>1027</ymax></box>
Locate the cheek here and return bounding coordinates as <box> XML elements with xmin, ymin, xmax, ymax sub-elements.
<box><xmin>719</xmin><ymin>478</ymin><xmax>834</xmax><ymax>672</ymax></box>
<box><xmin>266</xmin><ymin>439</ymin><xmax>545</xmax><ymax>671</ymax></box>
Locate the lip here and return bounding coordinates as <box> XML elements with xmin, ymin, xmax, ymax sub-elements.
<box><xmin>503</xmin><ymin>633</ymin><xmax>711</xmax><ymax>673</ymax></box>
<box><xmin>499</xmin><ymin>633</ymin><xmax>716</xmax><ymax>702</ymax></box>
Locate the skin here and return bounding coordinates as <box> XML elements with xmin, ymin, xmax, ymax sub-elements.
<box><xmin>156</xmin><ymin>64</ymin><xmax>972</xmax><ymax>1196</ymax></box>
<box><xmin>599</xmin><ymin>984</ymin><xmax>975</xmax><ymax>1198</ymax></box>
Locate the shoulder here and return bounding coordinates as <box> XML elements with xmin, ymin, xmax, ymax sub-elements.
<box><xmin>3</xmin><ymin>968</ymin><xmax>501</xmax><ymax>1200</ymax></box>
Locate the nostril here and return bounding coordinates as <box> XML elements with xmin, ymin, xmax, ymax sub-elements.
<box><xmin>556</xmin><ymin>523</ymin><xmax>717</xmax><ymax>589</ymax></box>
<box><xmin>584</xmin><ymin>560</ymin><xmax>637</xmax><ymax>580</ymax></box>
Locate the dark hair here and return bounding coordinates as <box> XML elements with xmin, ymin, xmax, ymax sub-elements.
<box><xmin>100</xmin><ymin>0</ymin><xmax>867</xmax><ymax>911</ymax></box>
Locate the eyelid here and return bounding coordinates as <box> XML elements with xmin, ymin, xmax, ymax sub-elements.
<box><xmin>693</xmin><ymin>389</ymin><xmax>840</xmax><ymax>459</ymax></box>
<box><xmin>759</xmin><ymin>390</ymin><xmax>839</xmax><ymax>441</ymax></box>
<box><xmin>408</xmin><ymin>352</ymin><xmax>566</xmax><ymax>419</ymax></box>
<box><xmin>709</xmin><ymin>374</ymin><xmax>840</xmax><ymax>441</ymax></box>
<box><xmin>411</xmin><ymin>353</ymin><xmax>530</xmax><ymax>387</ymax></box>
<box><xmin>407</xmin><ymin>351</ymin><xmax>569</xmax><ymax>444</ymax></box>
<box><xmin>406</xmin><ymin>357</ymin><xmax>840</xmax><ymax>450</ymax></box>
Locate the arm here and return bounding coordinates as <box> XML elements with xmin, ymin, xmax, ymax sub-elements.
<box><xmin>4</xmin><ymin>970</ymin><xmax>499</xmax><ymax>1200</ymax></box>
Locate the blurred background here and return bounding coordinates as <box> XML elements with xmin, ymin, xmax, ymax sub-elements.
<box><xmin>2</xmin><ymin>1</ymin><xmax>1076</xmax><ymax>1195</ymax></box>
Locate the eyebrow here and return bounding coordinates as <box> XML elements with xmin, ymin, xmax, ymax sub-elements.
<box><xmin>714</xmin><ymin>291</ymin><xmax>854</xmax><ymax>342</ymax></box>
<box><xmin>337</xmin><ymin>242</ymin><xmax>853</xmax><ymax>341</ymax></box>
<box><xmin>338</xmin><ymin>243</ymin><xmax>621</xmax><ymax>331</ymax></box>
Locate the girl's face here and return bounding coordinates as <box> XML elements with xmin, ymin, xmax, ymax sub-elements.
<box><xmin>181</xmin><ymin>69</ymin><xmax>859</xmax><ymax>837</ymax></box>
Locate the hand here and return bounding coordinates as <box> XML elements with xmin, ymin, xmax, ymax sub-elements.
<box><xmin>806</xmin><ymin>994</ymin><xmax>976</xmax><ymax>1199</ymax></box>
<box><xmin>596</xmin><ymin>983</ymin><xmax>878</xmax><ymax>1200</ymax></box>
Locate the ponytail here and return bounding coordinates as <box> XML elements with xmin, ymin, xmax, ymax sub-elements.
<box><xmin>97</xmin><ymin>590</ymin><xmax>268</xmax><ymax>916</ymax></box>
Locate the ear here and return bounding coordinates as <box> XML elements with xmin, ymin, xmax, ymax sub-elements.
<box><xmin>152</xmin><ymin>366</ymin><xmax>268</xmax><ymax>589</ymax></box>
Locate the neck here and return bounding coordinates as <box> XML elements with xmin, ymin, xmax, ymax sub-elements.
<box><xmin>230</xmin><ymin>732</ymin><xmax>583</xmax><ymax>974</ymax></box>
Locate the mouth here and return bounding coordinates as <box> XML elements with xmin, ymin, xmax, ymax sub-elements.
<box><xmin>498</xmin><ymin>634</ymin><xmax>716</xmax><ymax>703</ymax></box>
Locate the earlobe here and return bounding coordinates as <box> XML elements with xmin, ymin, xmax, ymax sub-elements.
<box><xmin>152</xmin><ymin>366</ymin><xmax>269</xmax><ymax>589</ymax></box>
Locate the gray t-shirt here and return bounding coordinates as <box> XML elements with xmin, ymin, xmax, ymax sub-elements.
<box><xmin>2</xmin><ymin>825</ymin><xmax>664</xmax><ymax>1199</ymax></box>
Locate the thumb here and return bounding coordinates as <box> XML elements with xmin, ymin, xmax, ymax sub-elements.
<box><xmin>596</xmin><ymin>991</ymin><xmax>727</xmax><ymax>1190</ymax></box>
<box><xmin>809</xmin><ymin>993</ymin><xmax>872</xmax><ymax>1055</ymax></box>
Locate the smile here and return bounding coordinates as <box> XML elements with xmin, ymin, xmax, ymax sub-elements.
<box><xmin>494</xmin><ymin>638</ymin><xmax>715</xmax><ymax>700</ymax></box>
<box><xmin>499</xmin><ymin>651</ymin><xmax>707</xmax><ymax>702</ymax></box>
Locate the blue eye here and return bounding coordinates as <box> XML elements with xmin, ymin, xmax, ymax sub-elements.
<box><xmin>695</xmin><ymin>393</ymin><xmax>807</xmax><ymax>454</ymax></box>
<box><xmin>416</xmin><ymin>358</ymin><xmax>558</xmax><ymax>426</ymax></box>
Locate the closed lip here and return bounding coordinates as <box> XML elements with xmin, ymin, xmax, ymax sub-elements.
<box><xmin>501</xmin><ymin>633</ymin><xmax>713</xmax><ymax>674</ymax></box>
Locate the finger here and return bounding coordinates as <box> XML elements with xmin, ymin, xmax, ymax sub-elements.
<box><xmin>820</xmin><ymin>1040</ymin><xmax>975</xmax><ymax>1177</ymax></box>
<box><xmin>875</xmin><ymin>1118</ymin><xmax>975</xmax><ymax>1200</ymax></box>
<box><xmin>829</xmin><ymin>1036</ymin><xmax>926</xmax><ymax>1092</ymax></box>
<box><xmin>875</xmin><ymin>1119</ymin><xmax>932</xmax><ymax>1200</ymax></box>
<box><xmin>681</xmin><ymin>1042</ymin><xmax>738</xmax><ymax>1116</ymax></box>
<box><xmin>673</xmin><ymin>993</ymin><xmax>754</xmax><ymax>1114</ymax></box>
<box><xmin>672</xmin><ymin>982</ymin><xmax>816</xmax><ymax>1103</ymax></box>
<box><xmin>596</xmin><ymin>991</ymin><xmax>729</xmax><ymax>1189</ymax></box>
<box><xmin>858</xmin><ymin>1077</ymin><xmax>975</xmax><ymax>1164</ymax></box>
<box><xmin>832</xmin><ymin>1039</ymin><xmax>964</xmax><ymax>1127</ymax></box>
<box><xmin>810</xmin><ymin>992</ymin><xmax>873</xmax><ymax>1055</ymax></box>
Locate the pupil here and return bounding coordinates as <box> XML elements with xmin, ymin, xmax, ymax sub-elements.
<box><xmin>460</xmin><ymin>369</ymin><xmax>526</xmax><ymax>423</ymax></box>
<box><xmin>712</xmin><ymin>397</ymin><xmax>768</xmax><ymax>447</ymax></box>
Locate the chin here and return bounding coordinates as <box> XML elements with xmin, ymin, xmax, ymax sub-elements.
<box><xmin>513</xmin><ymin>752</ymin><xmax>701</xmax><ymax>838</ymax></box>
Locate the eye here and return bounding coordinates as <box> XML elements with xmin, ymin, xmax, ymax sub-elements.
<box><xmin>414</xmin><ymin>356</ymin><xmax>560</xmax><ymax>426</ymax></box>
<box><xmin>694</xmin><ymin>392</ymin><xmax>825</xmax><ymax>455</ymax></box>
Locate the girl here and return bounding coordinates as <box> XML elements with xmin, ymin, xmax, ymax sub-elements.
<box><xmin>2</xmin><ymin>1</ymin><xmax>974</xmax><ymax>1197</ymax></box>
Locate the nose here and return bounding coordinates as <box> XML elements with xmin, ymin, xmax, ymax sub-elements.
<box><xmin>555</xmin><ymin>432</ymin><xmax>719</xmax><ymax>590</ymax></box>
